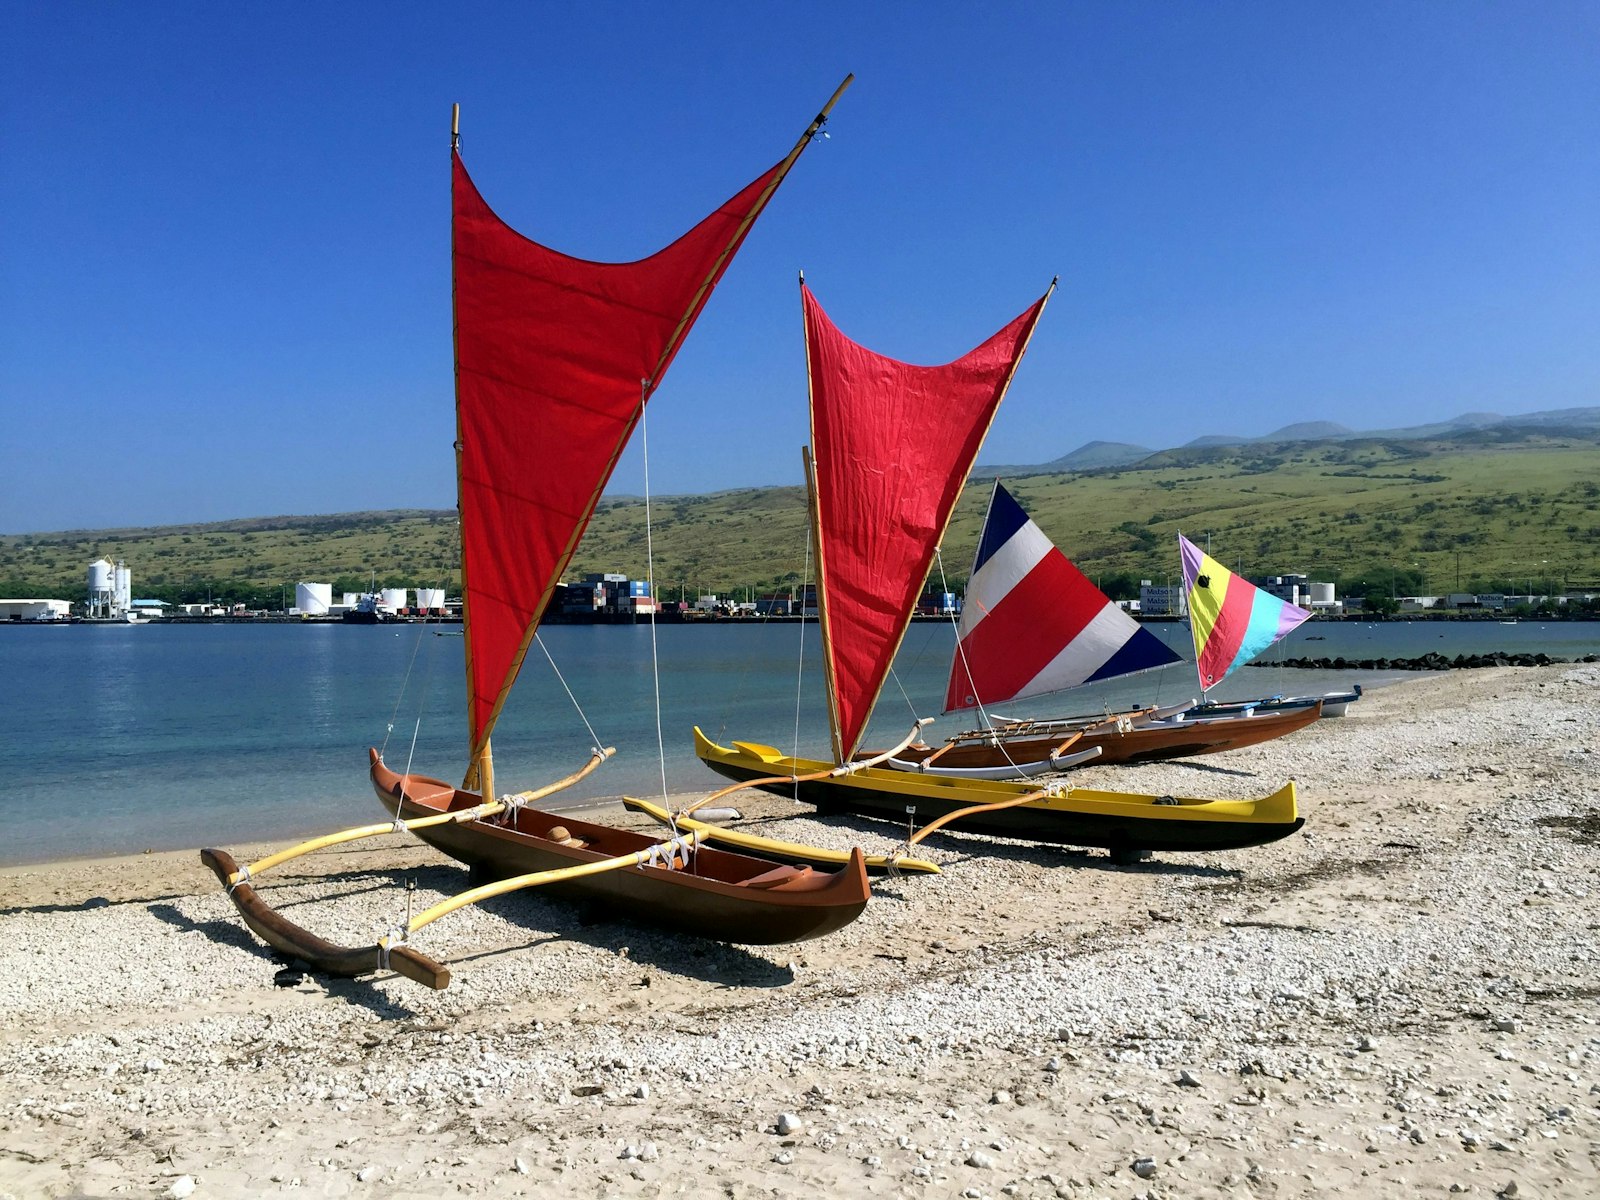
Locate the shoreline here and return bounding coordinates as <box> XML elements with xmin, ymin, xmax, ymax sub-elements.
<box><xmin>7</xmin><ymin>611</ymin><xmax>1600</xmax><ymax>628</ymax></box>
<box><xmin>2</xmin><ymin>664</ymin><xmax>1596</xmax><ymax>1198</ymax></box>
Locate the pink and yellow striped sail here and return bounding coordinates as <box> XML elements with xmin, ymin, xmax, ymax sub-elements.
<box><xmin>1180</xmin><ymin>535</ymin><xmax>1311</xmax><ymax>693</ymax></box>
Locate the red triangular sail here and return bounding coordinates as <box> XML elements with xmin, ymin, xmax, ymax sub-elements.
<box><xmin>454</xmin><ymin>151</ymin><xmax>788</xmax><ymax>755</ymax></box>
<box><xmin>805</xmin><ymin>283</ymin><xmax>1052</xmax><ymax>761</ymax></box>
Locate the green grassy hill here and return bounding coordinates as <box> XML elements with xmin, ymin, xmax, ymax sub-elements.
<box><xmin>4</xmin><ymin>428</ymin><xmax>1596</xmax><ymax>607</ymax></box>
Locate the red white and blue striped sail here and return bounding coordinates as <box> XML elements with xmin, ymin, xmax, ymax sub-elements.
<box><xmin>944</xmin><ymin>483</ymin><xmax>1183</xmax><ymax>712</ymax></box>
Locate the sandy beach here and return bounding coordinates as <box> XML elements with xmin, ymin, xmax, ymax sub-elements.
<box><xmin>2</xmin><ymin>664</ymin><xmax>1596</xmax><ymax>1198</ymax></box>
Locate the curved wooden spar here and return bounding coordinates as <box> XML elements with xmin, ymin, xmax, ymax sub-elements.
<box><xmin>907</xmin><ymin>787</ymin><xmax>1053</xmax><ymax>846</ymax></box>
<box><xmin>623</xmin><ymin>795</ymin><xmax>941</xmax><ymax>875</ymax></box>
<box><xmin>216</xmin><ymin>747</ymin><xmax>614</xmax><ymax>887</ymax></box>
<box><xmin>386</xmin><ymin>830</ymin><xmax>710</xmax><ymax>943</ymax></box>
<box><xmin>200</xmin><ymin>847</ymin><xmax>451</xmax><ymax>989</ymax></box>
<box><xmin>678</xmin><ymin>718</ymin><xmax>932</xmax><ymax>819</ymax></box>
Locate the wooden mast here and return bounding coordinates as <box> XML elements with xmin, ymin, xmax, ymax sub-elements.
<box><xmin>450</xmin><ymin>103</ymin><xmax>495</xmax><ymax>801</ymax></box>
<box><xmin>803</xmin><ymin>444</ymin><xmax>846</xmax><ymax>764</ymax></box>
<box><xmin>797</xmin><ymin>263</ymin><xmax>850</xmax><ymax>764</ymax></box>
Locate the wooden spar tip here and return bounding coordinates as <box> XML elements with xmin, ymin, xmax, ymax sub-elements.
<box><xmin>451</xmin><ymin>103</ymin><xmax>460</xmax><ymax>149</ymax></box>
<box><xmin>807</xmin><ymin>73</ymin><xmax>855</xmax><ymax>136</ymax></box>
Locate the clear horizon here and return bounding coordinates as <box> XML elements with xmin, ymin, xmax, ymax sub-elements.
<box><xmin>4</xmin><ymin>3</ymin><xmax>1597</xmax><ymax>534</ymax></box>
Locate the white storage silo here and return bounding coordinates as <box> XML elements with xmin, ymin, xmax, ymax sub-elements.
<box><xmin>380</xmin><ymin>588</ymin><xmax>409</xmax><ymax>612</ymax></box>
<box><xmin>295</xmin><ymin>582</ymin><xmax>333</xmax><ymax>615</ymax></box>
<box><xmin>416</xmin><ymin>587</ymin><xmax>446</xmax><ymax>612</ymax></box>
<box><xmin>341</xmin><ymin>592</ymin><xmax>362</xmax><ymax>607</ymax></box>
<box><xmin>1310</xmin><ymin>582</ymin><xmax>1336</xmax><ymax>607</ymax></box>
<box><xmin>88</xmin><ymin>558</ymin><xmax>114</xmax><ymax>594</ymax></box>
<box><xmin>114</xmin><ymin>562</ymin><xmax>132</xmax><ymax>613</ymax></box>
<box><xmin>87</xmin><ymin>558</ymin><xmax>116</xmax><ymax>617</ymax></box>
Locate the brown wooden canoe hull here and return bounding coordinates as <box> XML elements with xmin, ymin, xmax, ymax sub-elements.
<box><xmin>890</xmin><ymin>702</ymin><xmax>1323</xmax><ymax>773</ymax></box>
<box><xmin>369</xmin><ymin>751</ymin><xmax>869</xmax><ymax>945</ymax></box>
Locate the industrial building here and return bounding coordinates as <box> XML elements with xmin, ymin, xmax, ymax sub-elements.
<box><xmin>0</xmin><ymin>599</ymin><xmax>72</xmax><ymax>621</ymax></box>
<box><xmin>558</xmin><ymin>573</ymin><xmax>657</xmax><ymax>616</ymax></box>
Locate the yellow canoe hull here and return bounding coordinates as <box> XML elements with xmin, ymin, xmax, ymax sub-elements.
<box><xmin>694</xmin><ymin>727</ymin><xmax>1302</xmax><ymax>855</ymax></box>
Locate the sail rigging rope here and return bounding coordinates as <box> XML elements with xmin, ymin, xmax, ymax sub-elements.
<box><xmin>380</xmin><ymin>620</ymin><xmax>431</xmax><ymax>758</ymax></box>
<box><xmin>533</xmin><ymin>633</ymin><xmax>605</xmax><ymax>762</ymax></box>
<box><xmin>636</xmin><ymin>390</ymin><xmax>685</xmax><ymax>847</ymax></box>
<box><xmin>789</xmin><ymin>516</ymin><xmax>814</xmax><ymax>797</ymax></box>
<box><xmin>933</xmin><ymin>547</ymin><xmax>1032</xmax><ymax>776</ymax></box>
<box><xmin>371</xmin><ymin>555</ymin><xmax>459</xmax><ymax>813</ymax></box>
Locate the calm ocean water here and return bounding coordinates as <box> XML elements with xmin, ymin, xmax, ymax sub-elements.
<box><xmin>3</xmin><ymin>618</ymin><xmax>1597</xmax><ymax>866</ymax></box>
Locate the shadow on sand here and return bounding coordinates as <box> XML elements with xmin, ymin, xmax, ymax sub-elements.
<box><xmin>153</xmin><ymin>856</ymin><xmax>796</xmax><ymax>1015</ymax></box>
<box><xmin>733</xmin><ymin>808</ymin><xmax>1249</xmax><ymax>882</ymax></box>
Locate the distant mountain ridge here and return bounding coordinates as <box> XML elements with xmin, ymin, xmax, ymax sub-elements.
<box><xmin>984</xmin><ymin>406</ymin><xmax>1600</xmax><ymax>476</ymax></box>
<box><xmin>971</xmin><ymin>439</ymin><xmax>1153</xmax><ymax>478</ymax></box>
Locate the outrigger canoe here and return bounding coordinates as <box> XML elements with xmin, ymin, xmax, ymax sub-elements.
<box><xmin>371</xmin><ymin>751</ymin><xmax>870</xmax><ymax>946</ymax></box>
<box><xmin>696</xmin><ymin>728</ymin><xmax>1303</xmax><ymax>857</ymax></box>
<box><xmin>879</xmin><ymin>700</ymin><xmax>1323</xmax><ymax>777</ymax></box>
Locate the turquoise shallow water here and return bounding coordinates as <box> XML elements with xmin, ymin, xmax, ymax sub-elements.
<box><xmin>2</xmin><ymin>618</ymin><xmax>1596</xmax><ymax>866</ymax></box>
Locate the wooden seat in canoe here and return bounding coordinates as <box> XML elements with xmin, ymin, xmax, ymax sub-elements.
<box><xmin>740</xmin><ymin>863</ymin><xmax>834</xmax><ymax>892</ymax></box>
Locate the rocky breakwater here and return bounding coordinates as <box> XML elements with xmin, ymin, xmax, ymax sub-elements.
<box><xmin>1261</xmin><ymin>650</ymin><xmax>1600</xmax><ymax>671</ymax></box>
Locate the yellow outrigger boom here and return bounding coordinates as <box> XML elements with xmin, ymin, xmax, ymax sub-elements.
<box><xmin>212</xmin><ymin>747</ymin><xmax>614</xmax><ymax>890</ymax></box>
<box><xmin>623</xmin><ymin>795</ymin><xmax>940</xmax><ymax>875</ymax></box>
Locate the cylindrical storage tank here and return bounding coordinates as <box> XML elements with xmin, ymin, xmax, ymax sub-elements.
<box><xmin>380</xmin><ymin>588</ymin><xmax>408</xmax><ymax>612</ymax></box>
<box><xmin>416</xmin><ymin>588</ymin><xmax>445</xmax><ymax>611</ymax></box>
<box><xmin>341</xmin><ymin>592</ymin><xmax>361</xmax><ymax>607</ymax></box>
<box><xmin>1310</xmin><ymin>582</ymin><xmax>1335</xmax><ymax>606</ymax></box>
<box><xmin>88</xmin><ymin>558</ymin><xmax>114</xmax><ymax>593</ymax></box>
<box><xmin>114</xmin><ymin>565</ymin><xmax>132</xmax><ymax>607</ymax></box>
<box><xmin>296</xmin><ymin>582</ymin><xmax>333</xmax><ymax>614</ymax></box>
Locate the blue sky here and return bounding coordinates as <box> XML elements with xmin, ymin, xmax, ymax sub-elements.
<box><xmin>3</xmin><ymin>3</ymin><xmax>1596</xmax><ymax>533</ymax></box>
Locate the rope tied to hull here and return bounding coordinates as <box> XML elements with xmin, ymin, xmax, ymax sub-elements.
<box><xmin>376</xmin><ymin>925</ymin><xmax>409</xmax><ymax>972</ymax></box>
<box><xmin>226</xmin><ymin>864</ymin><xmax>252</xmax><ymax>894</ymax></box>
<box><xmin>640</xmin><ymin>834</ymin><xmax>697</xmax><ymax>872</ymax></box>
<box><xmin>494</xmin><ymin>792</ymin><xmax>530</xmax><ymax>826</ymax></box>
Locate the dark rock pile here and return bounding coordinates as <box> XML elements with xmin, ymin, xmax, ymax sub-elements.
<box><xmin>1259</xmin><ymin>651</ymin><xmax>1599</xmax><ymax>671</ymax></box>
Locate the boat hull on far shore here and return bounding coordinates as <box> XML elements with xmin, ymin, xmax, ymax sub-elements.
<box><xmin>1190</xmin><ymin>685</ymin><xmax>1363</xmax><ymax>719</ymax></box>
<box><xmin>878</xmin><ymin>700</ymin><xmax>1324</xmax><ymax>777</ymax></box>
<box><xmin>369</xmin><ymin>750</ymin><xmax>870</xmax><ymax>945</ymax></box>
<box><xmin>694</xmin><ymin>728</ymin><xmax>1304</xmax><ymax>856</ymax></box>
